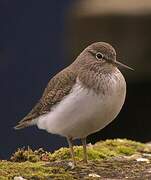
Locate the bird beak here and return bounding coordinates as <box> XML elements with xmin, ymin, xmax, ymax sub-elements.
<box><xmin>113</xmin><ymin>61</ymin><xmax>134</xmax><ymax>71</ymax></box>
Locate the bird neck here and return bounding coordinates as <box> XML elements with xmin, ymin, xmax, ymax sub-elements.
<box><xmin>77</xmin><ymin>63</ymin><xmax>119</xmax><ymax>94</ymax></box>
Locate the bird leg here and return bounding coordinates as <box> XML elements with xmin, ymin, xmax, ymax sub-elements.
<box><xmin>81</xmin><ymin>137</ymin><xmax>88</xmax><ymax>163</ymax></box>
<box><xmin>67</xmin><ymin>137</ymin><xmax>76</xmax><ymax>166</ymax></box>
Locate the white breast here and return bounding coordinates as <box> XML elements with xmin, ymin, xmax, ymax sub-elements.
<box><xmin>37</xmin><ymin>71</ymin><xmax>126</xmax><ymax>139</ymax></box>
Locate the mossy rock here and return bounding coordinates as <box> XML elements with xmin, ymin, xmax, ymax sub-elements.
<box><xmin>1</xmin><ymin>139</ymin><xmax>151</xmax><ymax>179</ymax></box>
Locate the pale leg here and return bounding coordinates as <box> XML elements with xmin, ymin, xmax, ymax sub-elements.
<box><xmin>67</xmin><ymin>137</ymin><xmax>76</xmax><ymax>166</ymax></box>
<box><xmin>81</xmin><ymin>137</ymin><xmax>88</xmax><ymax>163</ymax></box>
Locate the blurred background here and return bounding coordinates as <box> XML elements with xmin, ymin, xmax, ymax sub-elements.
<box><xmin>1</xmin><ymin>0</ymin><xmax>151</xmax><ymax>159</ymax></box>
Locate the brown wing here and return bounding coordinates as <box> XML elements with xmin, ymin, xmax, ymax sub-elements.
<box><xmin>14</xmin><ymin>66</ymin><xmax>76</xmax><ymax>129</ymax></box>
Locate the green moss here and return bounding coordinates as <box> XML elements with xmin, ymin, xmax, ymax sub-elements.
<box><xmin>10</xmin><ymin>139</ymin><xmax>145</xmax><ymax>163</ymax></box>
<box><xmin>49</xmin><ymin>139</ymin><xmax>145</xmax><ymax>161</ymax></box>
<box><xmin>0</xmin><ymin>161</ymin><xmax>72</xmax><ymax>179</ymax></box>
<box><xmin>92</xmin><ymin>139</ymin><xmax>145</xmax><ymax>157</ymax></box>
<box><xmin>50</xmin><ymin>147</ymin><xmax>71</xmax><ymax>161</ymax></box>
<box><xmin>1</xmin><ymin>139</ymin><xmax>148</xmax><ymax>179</ymax></box>
<box><xmin>11</xmin><ymin>147</ymin><xmax>51</xmax><ymax>162</ymax></box>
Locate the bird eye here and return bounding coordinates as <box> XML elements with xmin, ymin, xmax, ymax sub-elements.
<box><xmin>96</xmin><ymin>52</ymin><xmax>103</xmax><ymax>60</ymax></box>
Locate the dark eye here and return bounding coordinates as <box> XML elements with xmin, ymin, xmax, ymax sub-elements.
<box><xmin>96</xmin><ymin>52</ymin><xmax>103</xmax><ymax>60</ymax></box>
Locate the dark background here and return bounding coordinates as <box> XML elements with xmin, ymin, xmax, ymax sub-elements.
<box><xmin>1</xmin><ymin>0</ymin><xmax>71</xmax><ymax>159</ymax></box>
<box><xmin>1</xmin><ymin>0</ymin><xmax>151</xmax><ymax>159</ymax></box>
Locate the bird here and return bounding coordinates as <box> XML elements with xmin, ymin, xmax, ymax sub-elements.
<box><xmin>14</xmin><ymin>42</ymin><xmax>133</xmax><ymax>166</ymax></box>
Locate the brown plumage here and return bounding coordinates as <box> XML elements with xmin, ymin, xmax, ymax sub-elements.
<box><xmin>14</xmin><ymin>66</ymin><xmax>77</xmax><ymax>129</ymax></box>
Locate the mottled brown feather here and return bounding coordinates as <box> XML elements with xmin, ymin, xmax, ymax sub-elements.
<box><xmin>15</xmin><ymin>65</ymin><xmax>77</xmax><ymax>128</ymax></box>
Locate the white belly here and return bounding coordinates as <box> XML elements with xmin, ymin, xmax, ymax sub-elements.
<box><xmin>37</xmin><ymin>75</ymin><xmax>126</xmax><ymax>139</ymax></box>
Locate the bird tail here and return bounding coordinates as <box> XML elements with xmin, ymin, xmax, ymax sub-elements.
<box><xmin>14</xmin><ymin>122</ymin><xmax>31</xmax><ymax>130</ymax></box>
<box><xmin>14</xmin><ymin>114</ymin><xmax>37</xmax><ymax>130</ymax></box>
